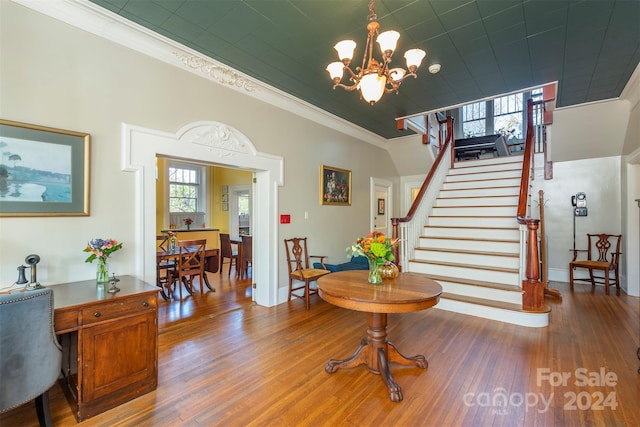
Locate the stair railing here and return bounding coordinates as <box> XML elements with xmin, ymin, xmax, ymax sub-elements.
<box><xmin>518</xmin><ymin>99</ymin><xmax>545</xmax><ymax>310</ymax></box>
<box><xmin>391</xmin><ymin>116</ymin><xmax>454</xmax><ymax>270</ymax></box>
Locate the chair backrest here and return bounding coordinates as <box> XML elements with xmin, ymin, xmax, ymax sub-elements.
<box><xmin>284</xmin><ymin>237</ymin><xmax>310</xmax><ymax>274</ymax></box>
<box><xmin>587</xmin><ymin>234</ymin><xmax>622</xmax><ymax>264</ymax></box>
<box><xmin>176</xmin><ymin>239</ymin><xmax>206</xmax><ymax>274</ymax></box>
<box><xmin>220</xmin><ymin>233</ymin><xmax>235</xmax><ymax>258</ymax></box>
<box><xmin>241</xmin><ymin>235</ymin><xmax>252</xmax><ymax>264</ymax></box>
<box><xmin>0</xmin><ymin>289</ymin><xmax>62</xmax><ymax>413</ymax></box>
<box><xmin>157</xmin><ymin>235</ymin><xmax>170</xmax><ymax>252</ymax></box>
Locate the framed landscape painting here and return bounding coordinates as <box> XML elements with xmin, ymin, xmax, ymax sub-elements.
<box><xmin>320</xmin><ymin>165</ymin><xmax>351</xmax><ymax>206</ymax></box>
<box><xmin>0</xmin><ymin>119</ymin><xmax>90</xmax><ymax>217</ymax></box>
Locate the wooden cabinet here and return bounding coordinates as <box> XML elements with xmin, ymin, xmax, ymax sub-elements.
<box><xmin>53</xmin><ymin>276</ymin><xmax>158</xmax><ymax>422</ymax></box>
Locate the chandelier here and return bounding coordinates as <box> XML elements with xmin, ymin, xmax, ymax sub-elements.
<box><xmin>326</xmin><ymin>0</ymin><xmax>426</xmax><ymax>105</ymax></box>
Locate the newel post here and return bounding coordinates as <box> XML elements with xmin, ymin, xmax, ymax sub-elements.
<box><xmin>391</xmin><ymin>218</ymin><xmax>401</xmax><ymax>271</ymax></box>
<box><xmin>522</xmin><ymin>218</ymin><xmax>543</xmax><ymax>310</ymax></box>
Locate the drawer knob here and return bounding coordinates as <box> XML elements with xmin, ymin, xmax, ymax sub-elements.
<box><xmin>142</xmin><ymin>301</ymin><xmax>149</xmax><ymax>307</ymax></box>
<box><xmin>93</xmin><ymin>312</ymin><xmax>101</xmax><ymax>318</ymax></box>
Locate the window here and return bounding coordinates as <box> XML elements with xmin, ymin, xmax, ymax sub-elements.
<box><xmin>169</xmin><ymin>163</ymin><xmax>201</xmax><ymax>212</ymax></box>
<box><xmin>493</xmin><ymin>93</ymin><xmax>523</xmax><ymax>139</ymax></box>
<box><xmin>462</xmin><ymin>101</ymin><xmax>486</xmax><ymax>138</ymax></box>
<box><xmin>459</xmin><ymin>89</ymin><xmax>539</xmax><ymax>140</ymax></box>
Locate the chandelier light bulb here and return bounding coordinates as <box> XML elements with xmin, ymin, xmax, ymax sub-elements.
<box><xmin>377</xmin><ymin>30</ymin><xmax>399</xmax><ymax>57</ymax></box>
<box><xmin>326</xmin><ymin>62</ymin><xmax>345</xmax><ymax>83</ymax></box>
<box><xmin>404</xmin><ymin>49</ymin><xmax>426</xmax><ymax>72</ymax></box>
<box><xmin>334</xmin><ymin>40</ymin><xmax>356</xmax><ymax>64</ymax></box>
<box><xmin>359</xmin><ymin>73</ymin><xmax>386</xmax><ymax>105</ymax></box>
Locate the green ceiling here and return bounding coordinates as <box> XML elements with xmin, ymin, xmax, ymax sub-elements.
<box><xmin>89</xmin><ymin>0</ymin><xmax>640</xmax><ymax>139</ymax></box>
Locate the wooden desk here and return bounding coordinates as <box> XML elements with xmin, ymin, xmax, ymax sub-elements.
<box><xmin>317</xmin><ymin>271</ymin><xmax>442</xmax><ymax>402</ymax></box>
<box><xmin>53</xmin><ymin>276</ymin><xmax>159</xmax><ymax>422</ymax></box>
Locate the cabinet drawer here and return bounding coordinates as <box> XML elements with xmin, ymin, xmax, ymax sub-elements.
<box><xmin>55</xmin><ymin>309</ymin><xmax>79</xmax><ymax>332</ymax></box>
<box><xmin>80</xmin><ymin>294</ymin><xmax>156</xmax><ymax>325</ymax></box>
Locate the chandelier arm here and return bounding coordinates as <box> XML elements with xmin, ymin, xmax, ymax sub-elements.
<box><xmin>332</xmin><ymin>82</ymin><xmax>359</xmax><ymax>92</ymax></box>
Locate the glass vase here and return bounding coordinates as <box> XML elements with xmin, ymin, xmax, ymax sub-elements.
<box><xmin>96</xmin><ymin>259</ymin><xmax>109</xmax><ymax>284</ymax></box>
<box><xmin>367</xmin><ymin>257</ymin><xmax>383</xmax><ymax>285</ymax></box>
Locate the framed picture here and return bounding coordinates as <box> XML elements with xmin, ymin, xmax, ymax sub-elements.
<box><xmin>0</xmin><ymin>119</ymin><xmax>90</xmax><ymax>217</ymax></box>
<box><xmin>320</xmin><ymin>165</ymin><xmax>351</xmax><ymax>206</ymax></box>
<box><xmin>222</xmin><ymin>203</ymin><xmax>229</xmax><ymax>211</ymax></box>
<box><xmin>222</xmin><ymin>193</ymin><xmax>229</xmax><ymax>202</ymax></box>
<box><xmin>377</xmin><ymin>198</ymin><xmax>385</xmax><ymax>215</ymax></box>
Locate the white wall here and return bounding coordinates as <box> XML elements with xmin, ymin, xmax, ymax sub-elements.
<box><xmin>551</xmin><ymin>99</ymin><xmax>630</xmax><ymax>161</ymax></box>
<box><xmin>0</xmin><ymin>2</ymin><xmax>398</xmax><ymax>289</ymax></box>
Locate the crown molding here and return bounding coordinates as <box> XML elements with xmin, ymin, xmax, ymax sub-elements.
<box><xmin>12</xmin><ymin>0</ymin><xmax>388</xmax><ymax>148</ymax></box>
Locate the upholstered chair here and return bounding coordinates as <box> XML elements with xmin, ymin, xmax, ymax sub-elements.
<box><xmin>0</xmin><ymin>288</ymin><xmax>62</xmax><ymax>427</ymax></box>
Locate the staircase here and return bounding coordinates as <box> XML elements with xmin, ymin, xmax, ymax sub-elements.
<box><xmin>407</xmin><ymin>155</ymin><xmax>550</xmax><ymax>327</ymax></box>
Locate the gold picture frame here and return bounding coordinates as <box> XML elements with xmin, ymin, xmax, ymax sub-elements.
<box><xmin>0</xmin><ymin>119</ymin><xmax>90</xmax><ymax>217</ymax></box>
<box><xmin>320</xmin><ymin>165</ymin><xmax>351</xmax><ymax>206</ymax></box>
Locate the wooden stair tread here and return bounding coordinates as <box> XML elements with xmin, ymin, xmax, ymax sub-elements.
<box><xmin>440</xmin><ymin>292</ymin><xmax>550</xmax><ymax>313</ymax></box>
<box><xmin>447</xmin><ymin>168</ymin><xmax>522</xmax><ymax>177</ymax></box>
<box><xmin>421</xmin><ymin>236</ymin><xmax>519</xmax><ymax>243</ymax></box>
<box><xmin>424</xmin><ymin>225</ymin><xmax>518</xmax><ymax>231</ymax></box>
<box><xmin>444</xmin><ymin>177</ymin><xmax>520</xmax><ymax>184</ymax></box>
<box><xmin>411</xmin><ymin>259</ymin><xmax>518</xmax><ymax>274</ymax></box>
<box><xmin>440</xmin><ymin>185</ymin><xmax>520</xmax><ymax>190</ymax></box>
<box><xmin>436</xmin><ymin>194</ymin><xmax>518</xmax><ymax>199</ymax></box>
<box><xmin>434</xmin><ymin>205</ymin><xmax>517</xmax><ymax>208</ymax></box>
<box><xmin>416</xmin><ymin>247</ymin><xmax>519</xmax><ymax>257</ymax></box>
<box><xmin>424</xmin><ymin>274</ymin><xmax>523</xmax><ymax>292</ymax></box>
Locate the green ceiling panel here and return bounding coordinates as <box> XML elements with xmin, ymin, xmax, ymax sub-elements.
<box><xmin>86</xmin><ymin>0</ymin><xmax>639</xmax><ymax>139</ymax></box>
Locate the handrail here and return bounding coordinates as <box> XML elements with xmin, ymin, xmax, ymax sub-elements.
<box><xmin>391</xmin><ymin>116</ymin><xmax>454</xmax><ymax>267</ymax></box>
<box><xmin>518</xmin><ymin>99</ymin><xmax>546</xmax><ymax>311</ymax></box>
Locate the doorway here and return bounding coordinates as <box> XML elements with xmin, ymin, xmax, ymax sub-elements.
<box><xmin>123</xmin><ymin>121</ymin><xmax>283</xmax><ymax>307</ymax></box>
<box><xmin>370</xmin><ymin>177</ymin><xmax>392</xmax><ymax>236</ymax></box>
<box><xmin>229</xmin><ymin>184</ymin><xmax>252</xmax><ymax>239</ymax></box>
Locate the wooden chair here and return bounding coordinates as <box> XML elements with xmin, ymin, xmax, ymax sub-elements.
<box><xmin>239</xmin><ymin>235</ymin><xmax>252</xmax><ymax>279</ymax></box>
<box><xmin>156</xmin><ymin>235</ymin><xmax>177</xmax><ymax>300</ymax></box>
<box><xmin>284</xmin><ymin>237</ymin><xmax>329</xmax><ymax>309</ymax></box>
<box><xmin>170</xmin><ymin>239</ymin><xmax>210</xmax><ymax>300</ymax></box>
<box><xmin>569</xmin><ymin>233</ymin><xmax>622</xmax><ymax>295</ymax></box>
<box><xmin>219</xmin><ymin>233</ymin><xmax>238</xmax><ymax>277</ymax></box>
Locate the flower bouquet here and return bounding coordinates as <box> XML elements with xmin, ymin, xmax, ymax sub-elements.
<box><xmin>348</xmin><ymin>231</ymin><xmax>399</xmax><ymax>284</ymax></box>
<box><xmin>84</xmin><ymin>238</ymin><xmax>123</xmax><ymax>284</ymax></box>
<box><xmin>183</xmin><ymin>218</ymin><xmax>193</xmax><ymax>229</ymax></box>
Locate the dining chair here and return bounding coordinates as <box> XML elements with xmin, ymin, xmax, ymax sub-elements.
<box><xmin>239</xmin><ymin>235</ymin><xmax>252</xmax><ymax>279</ymax></box>
<box><xmin>283</xmin><ymin>237</ymin><xmax>330</xmax><ymax>309</ymax></box>
<box><xmin>569</xmin><ymin>233</ymin><xmax>622</xmax><ymax>295</ymax></box>
<box><xmin>170</xmin><ymin>239</ymin><xmax>210</xmax><ymax>300</ymax></box>
<box><xmin>156</xmin><ymin>235</ymin><xmax>177</xmax><ymax>300</ymax></box>
<box><xmin>219</xmin><ymin>233</ymin><xmax>238</xmax><ymax>277</ymax></box>
<box><xmin>1</xmin><ymin>288</ymin><xmax>62</xmax><ymax>427</ymax></box>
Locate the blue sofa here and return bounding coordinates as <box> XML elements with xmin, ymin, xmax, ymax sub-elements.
<box><xmin>314</xmin><ymin>255</ymin><xmax>369</xmax><ymax>272</ymax></box>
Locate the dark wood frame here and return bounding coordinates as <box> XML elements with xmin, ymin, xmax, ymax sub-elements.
<box><xmin>320</xmin><ymin>165</ymin><xmax>351</xmax><ymax>206</ymax></box>
<box><xmin>0</xmin><ymin>119</ymin><xmax>90</xmax><ymax>216</ymax></box>
<box><xmin>377</xmin><ymin>198</ymin><xmax>385</xmax><ymax>215</ymax></box>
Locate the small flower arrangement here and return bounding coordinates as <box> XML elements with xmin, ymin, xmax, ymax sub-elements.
<box><xmin>84</xmin><ymin>238</ymin><xmax>123</xmax><ymax>263</ymax></box>
<box><xmin>348</xmin><ymin>231</ymin><xmax>398</xmax><ymax>266</ymax></box>
<box><xmin>183</xmin><ymin>218</ymin><xmax>193</xmax><ymax>226</ymax></box>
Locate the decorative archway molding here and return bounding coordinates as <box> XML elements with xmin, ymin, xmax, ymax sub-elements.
<box><xmin>121</xmin><ymin>121</ymin><xmax>284</xmax><ymax>306</ymax></box>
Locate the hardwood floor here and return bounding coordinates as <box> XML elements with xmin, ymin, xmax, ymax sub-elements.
<box><xmin>2</xmin><ymin>270</ymin><xmax>639</xmax><ymax>426</ymax></box>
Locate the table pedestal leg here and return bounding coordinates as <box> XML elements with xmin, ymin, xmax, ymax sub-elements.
<box><xmin>325</xmin><ymin>312</ymin><xmax>427</xmax><ymax>402</ymax></box>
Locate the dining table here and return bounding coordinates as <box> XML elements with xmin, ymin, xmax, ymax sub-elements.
<box><xmin>317</xmin><ymin>270</ymin><xmax>442</xmax><ymax>402</ymax></box>
<box><xmin>156</xmin><ymin>245</ymin><xmax>219</xmax><ymax>300</ymax></box>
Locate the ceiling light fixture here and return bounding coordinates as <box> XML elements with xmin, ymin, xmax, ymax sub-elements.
<box><xmin>326</xmin><ymin>0</ymin><xmax>426</xmax><ymax>105</ymax></box>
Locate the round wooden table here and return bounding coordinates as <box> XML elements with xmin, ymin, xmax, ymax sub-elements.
<box><xmin>317</xmin><ymin>270</ymin><xmax>442</xmax><ymax>402</ymax></box>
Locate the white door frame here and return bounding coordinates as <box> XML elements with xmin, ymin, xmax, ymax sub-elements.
<box><xmin>122</xmin><ymin>121</ymin><xmax>283</xmax><ymax>307</ymax></box>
